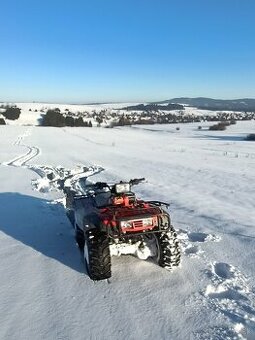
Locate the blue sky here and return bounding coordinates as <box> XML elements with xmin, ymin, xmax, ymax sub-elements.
<box><xmin>0</xmin><ymin>0</ymin><xmax>255</xmax><ymax>103</ymax></box>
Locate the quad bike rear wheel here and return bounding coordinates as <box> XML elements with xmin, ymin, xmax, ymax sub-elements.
<box><xmin>84</xmin><ymin>230</ymin><xmax>111</xmax><ymax>280</ymax></box>
<box><xmin>154</xmin><ymin>226</ymin><xmax>181</xmax><ymax>270</ymax></box>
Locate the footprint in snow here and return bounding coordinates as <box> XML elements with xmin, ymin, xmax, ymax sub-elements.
<box><xmin>184</xmin><ymin>245</ymin><xmax>203</xmax><ymax>258</ymax></box>
<box><xmin>177</xmin><ymin>229</ymin><xmax>221</xmax><ymax>259</ymax></box>
<box><xmin>213</xmin><ymin>262</ymin><xmax>235</xmax><ymax>280</ymax></box>
<box><xmin>188</xmin><ymin>232</ymin><xmax>221</xmax><ymax>243</ymax></box>
<box><xmin>203</xmin><ymin>262</ymin><xmax>255</xmax><ymax>339</ymax></box>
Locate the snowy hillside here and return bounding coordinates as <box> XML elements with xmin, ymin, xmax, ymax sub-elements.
<box><xmin>1</xmin><ymin>101</ymin><xmax>254</xmax><ymax>127</ymax></box>
<box><xmin>0</xmin><ymin>121</ymin><xmax>255</xmax><ymax>339</ymax></box>
<box><xmin>0</xmin><ymin>102</ymin><xmax>141</xmax><ymax>126</ymax></box>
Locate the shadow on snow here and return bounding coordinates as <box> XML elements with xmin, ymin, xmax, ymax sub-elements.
<box><xmin>193</xmin><ymin>134</ymin><xmax>247</xmax><ymax>142</ymax></box>
<box><xmin>0</xmin><ymin>192</ymin><xmax>84</xmax><ymax>274</ymax></box>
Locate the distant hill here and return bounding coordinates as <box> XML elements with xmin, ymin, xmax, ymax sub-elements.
<box><xmin>121</xmin><ymin>103</ymin><xmax>184</xmax><ymax>111</ymax></box>
<box><xmin>154</xmin><ymin>97</ymin><xmax>255</xmax><ymax>111</ymax></box>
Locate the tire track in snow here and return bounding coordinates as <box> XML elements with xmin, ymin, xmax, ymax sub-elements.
<box><xmin>2</xmin><ymin>128</ymin><xmax>40</xmax><ymax>168</ymax></box>
<box><xmin>2</xmin><ymin>129</ymin><xmax>103</xmax><ymax>195</ymax></box>
<box><xmin>2</xmin><ymin>128</ymin><xmax>104</xmax><ymax>195</ymax></box>
<box><xmin>30</xmin><ymin>164</ymin><xmax>104</xmax><ymax>193</ymax></box>
<box><xmin>4</xmin><ymin>145</ymin><xmax>40</xmax><ymax>167</ymax></box>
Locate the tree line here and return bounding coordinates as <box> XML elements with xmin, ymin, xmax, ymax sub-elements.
<box><xmin>41</xmin><ymin>109</ymin><xmax>92</xmax><ymax>127</ymax></box>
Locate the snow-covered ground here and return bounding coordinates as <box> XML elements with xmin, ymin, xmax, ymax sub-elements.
<box><xmin>0</xmin><ymin>120</ymin><xmax>255</xmax><ymax>339</ymax></box>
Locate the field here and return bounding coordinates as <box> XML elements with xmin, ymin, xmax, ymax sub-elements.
<box><xmin>0</xmin><ymin>120</ymin><xmax>255</xmax><ymax>339</ymax></box>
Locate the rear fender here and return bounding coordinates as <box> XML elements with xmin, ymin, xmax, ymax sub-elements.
<box><xmin>82</xmin><ymin>213</ymin><xmax>102</xmax><ymax>232</ymax></box>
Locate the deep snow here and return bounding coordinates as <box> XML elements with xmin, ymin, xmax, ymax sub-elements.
<box><xmin>0</xmin><ymin>119</ymin><xmax>255</xmax><ymax>339</ymax></box>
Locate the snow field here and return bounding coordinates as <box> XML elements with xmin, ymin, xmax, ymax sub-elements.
<box><xmin>0</xmin><ymin>120</ymin><xmax>255</xmax><ymax>339</ymax></box>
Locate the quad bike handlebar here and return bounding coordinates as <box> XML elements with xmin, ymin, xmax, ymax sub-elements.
<box><xmin>129</xmin><ymin>178</ymin><xmax>145</xmax><ymax>186</ymax></box>
<box><xmin>73</xmin><ymin>178</ymin><xmax>146</xmax><ymax>203</ymax></box>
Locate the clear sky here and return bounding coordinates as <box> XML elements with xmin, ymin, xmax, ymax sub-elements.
<box><xmin>0</xmin><ymin>0</ymin><xmax>255</xmax><ymax>103</ymax></box>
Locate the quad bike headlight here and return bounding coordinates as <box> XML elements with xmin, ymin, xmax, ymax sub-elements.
<box><xmin>120</xmin><ymin>221</ymin><xmax>133</xmax><ymax>228</ymax></box>
<box><xmin>115</xmin><ymin>183</ymin><xmax>131</xmax><ymax>194</ymax></box>
<box><xmin>120</xmin><ymin>218</ymin><xmax>154</xmax><ymax>229</ymax></box>
<box><xmin>142</xmin><ymin>218</ymin><xmax>153</xmax><ymax>226</ymax></box>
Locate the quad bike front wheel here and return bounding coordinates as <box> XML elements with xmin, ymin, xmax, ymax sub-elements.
<box><xmin>154</xmin><ymin>226</ymin><xmax>181</xmax><ymax>270</ymax></box>
<box><xmin>134</xmin><ymin>226</ymin><xmax>181</xmax><ymax>269</ymax></box>
<box><xmin>83</xmin><ymin>230</ymin><xmax>111</xmax><ymax>281</ymax></box>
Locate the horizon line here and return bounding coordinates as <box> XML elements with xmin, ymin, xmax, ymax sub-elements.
<box><xmin>1</xmin><ymin>96</ymin><xmax>255</xmax><ymax>106</ymax></box>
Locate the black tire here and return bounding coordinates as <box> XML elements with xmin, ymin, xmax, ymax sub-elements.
<box><xmin>84</xmin><ymin>230</ymin><xmax>111</xmax><ymax>280</ymax></box>
<box><xmin>155</xmin><ymin>226</ymin><xmax>181</xmax><ymax>270</ymax></box>
<box><xmin>75</xmin><ymin>226</ymin><xmax>85</xmax><ymax>250</ymax></box>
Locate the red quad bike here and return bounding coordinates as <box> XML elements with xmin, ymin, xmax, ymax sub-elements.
<box><xmin>66</xmin><ymin>178</ymin><xmax>181</xmax><ymax>280</ymax></box>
